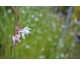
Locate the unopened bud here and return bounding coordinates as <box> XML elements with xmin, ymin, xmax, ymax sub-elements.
<box><xmin>16</xmin><ymin>21</ymin><xmax>22</xmax><ymax>26</ymax></box>
<box><xmin>18</xmin><ymin>7</ymin><xmax>21</xmax><ymax>16</ymax></box>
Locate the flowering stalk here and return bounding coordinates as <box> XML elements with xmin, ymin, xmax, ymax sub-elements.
<box><xmin>10</xmin><ymin>6</ymin><xmax>22</xmax><ymax>59</ymax></box>
<box><xmin>10</xmin><ymin>6</ymin><xmax>31</xmax><ymax>59</ymax></box>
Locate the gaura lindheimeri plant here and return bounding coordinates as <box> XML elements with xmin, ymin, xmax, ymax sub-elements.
<box><xmin>10</xmin><ymin>6</ymin><xmax>31</xmax><ymax>59</ymax></box>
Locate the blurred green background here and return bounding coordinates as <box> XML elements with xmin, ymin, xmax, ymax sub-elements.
<box><xmin>0</xmin><ymin>6</ymin><xmax>80</xmax><ymax>59</ymax></box>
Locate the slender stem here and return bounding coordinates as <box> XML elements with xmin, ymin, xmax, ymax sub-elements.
<box><xmin>10</xmin><ymin>42</ymin><xmax>13</xmax><ymax>58</ymax></box>
<box><xmin>10</xmin><ymin>7</ymin><xmax>16</xmax><ymax>59</ymax></box>
<box><xmin>10</xmin><ymin>20</ymin><xmax>15</xmax><ymax>59</ymax></box>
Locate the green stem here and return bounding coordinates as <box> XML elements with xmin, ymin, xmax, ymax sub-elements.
<box><xmin>10</xmin><ymin>7</ymin><xmax>16</xmax><ymax>59</ymax></box>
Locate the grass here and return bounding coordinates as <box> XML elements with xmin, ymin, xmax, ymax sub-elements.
<box><xmin>0</xmin><ymin>6</ymin><xmax>80</xmax><ymax>59</ymax></box>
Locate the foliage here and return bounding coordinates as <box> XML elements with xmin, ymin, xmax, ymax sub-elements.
<box><xmin>71</xmin><ymin>6</ymin><xmax>80</xmax><ymax>21</ymax></box>
<box><xmin>0</xmin><ymin>6</ymin><xmax>80</xmax><ymax>59</ymax></box>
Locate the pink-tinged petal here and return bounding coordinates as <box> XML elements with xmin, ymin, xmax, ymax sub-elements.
<box><xmin>12</xmin><ymin>33</ymin><xmax>21</xmax><ymax>45</ymax></box>
<box><xmin>18</xmin><ymin>30</ymin><xmax>25</xmax><ymax>33</ymax></box>
<box><xmin>17</xmin><ymin>26</ymin><xmax>23</xmax><ymax>31</ymax></box>
<box><xmin>17</xmin><ymin>34</ymin><xmax>21</xmax><ymax>38</ymax></box>
<box><xmin>17</xmin><ymin>38</ymin><xmax>21</xmax><ymax>42</ymax></box>
<box><xmin>15</xmin><ymin>34</ymin><xmax>20</xmax><ymax>38</ymax></box>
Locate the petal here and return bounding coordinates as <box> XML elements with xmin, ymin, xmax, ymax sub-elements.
<box><xmin>17</xmin><ymin>27</ymin><xmax>23</xmax><ymax>31</ymax></box>
<box><xmin>23</xmin><ymin>27</ymin><xmax>31</xmax><ymax>30</ymax></box>
<box><xmin>22</xmin><ymin>33</ymin><xmax>25</xmax><ymax>39</ymax></box>
<box><xmin>25</xmin><ymin>30</ymin><xmax>30</xmax><ymax>34</ymax></box>
<box><xmin>17</xmin><ymin>38</ymin><xmax>21</xmax><ymax>42</ymax></box>
<box><xmin>18</xmin><ymin>30</ymin><xmax>25</xmax><ymax>33</ymax></box>
<box><xmin>13</xmin><ymin>36</ymin><xmax>15</xmax><ymax>44</ymax></box>
<box><xmin>17</xmin><ymin>34</ymin><xmax>21</xmax><ymax>38</ymax></box>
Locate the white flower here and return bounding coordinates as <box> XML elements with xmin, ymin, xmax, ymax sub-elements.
<box><xmin>21</xmin><ymin>10</ymin><xmax>25</xmax><ymax>14</ymax></box>
<box><xmin>28</xmin><ymin>19</ymin><xmax>31</xmax><ymax>23</ymax></box>
<box><xmin>72</xmin><ymin>43</ymin><xmax>75</xmax><ymax>47</ymax></box>
<box><xmin>39</xmin><ymin>13</ymin><xmax>43</xmax><ymax>17</ymax></box>
<box><xmin>70</xmin><ymin>32</ymin><xmax>74</xmax><ymax>35</ymax></box>
<box><xmin>60</xmin><ymin>53</ymin><xmax>64</xmax><ymax>58</ymax></box>
<box><xmin>12</xmin><ymin>34</ymin><xmax>21</xmax><ymax>44</ymax></box>
<box><xmin>52</xmin><ymin>23</ymin><xmax>56</xmax><ymax>27</ymax></box>
<box><xmin>31</xmin><ymin>15</ymin><xmax>35</xmax><ymax>18</ymax></box>
<box><xmin>39</xmin><ymin>56</ymin><xmax>43</xmax><ymax>59</ymax></box>
<box><xmin>34</xmin><ymin>17</ymin><xmax>39</xmax><ymax>21</ymax></box>
<box><xmin>55</xmin><ymin>35</ymin><xmax>58</xmax><ymax>39</ymax></box>
<box><xmin>56</xmin><ymin>56</ymin><xmax>59</xmax><ymax>59</ymax></box>
<box><xmin>7</xmin><ymin>9</ymin><xmax>12</xmax><ymax>13</ymax></box>
<box><xmin>42</xmin><ymin>48</ymin><xmax>44</xmax><ymax>51</ymax></box>
<box><xmin>34</xmin><ymin>41</ymin><xmax>37</xmax><ymax>44</ymax></box>
<box><xmin>61</xmin><ymin>25</ymin><xmax>65</xmax><ymax>28</ymax></box>
<box><xmin>26</xmin><ymin>45</ymin><xmax>30</xmax><ymax>49</ymax></box>
<box><xmin>18</xmin><ymin>27</ymin><xmax>31</xmax><ymax>39</ymax></box>
<box><xmin>48</xmin><ymin>37</ymin><xmax>52</xmax><ymax>41</ymax></box>
<box><xmin>4</xmin><ymin>13</ymin><xmax>6</xmax><ymax>17</ymax></box>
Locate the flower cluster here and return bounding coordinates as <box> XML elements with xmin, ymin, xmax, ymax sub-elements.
<box><xmin>12</xmin><ymin>7</ymin><xmax>31</xmax><ymax>46</ymax></box>
<box><xmin>13</xmin><ymin>26</ymin><xmax>31</xmax><ymax>45</ymax></box>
